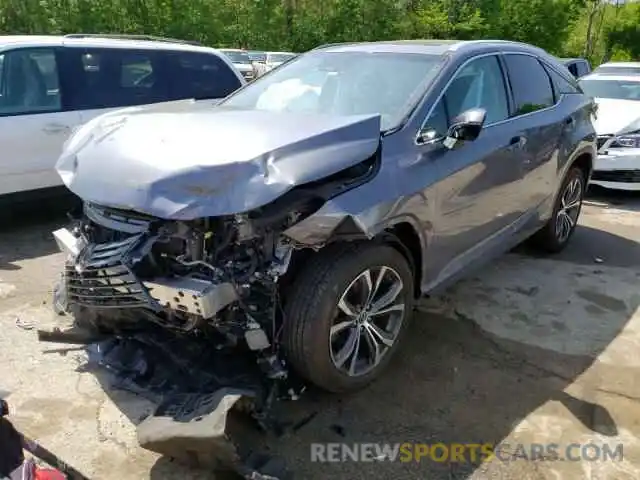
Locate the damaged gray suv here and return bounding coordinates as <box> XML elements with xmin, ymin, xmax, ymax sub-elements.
<box><xmin>52</xmin><ymin>40</ymin><xmax>596</xmax><ymax>395</ymax></box>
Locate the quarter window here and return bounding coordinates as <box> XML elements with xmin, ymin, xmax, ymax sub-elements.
<box><xmin>166</xmin><ymin>52</ymin><xmax>242</xmax><ymax>101</ymax></box>
<box><xmin>577</xmin><ymin>61</ymin><xmax>590</xmax><ymax>77</ymax></box>
<box><xmin>422</xmin><ymin>55</ymin><xmax>509</xmax><ymax>139</ymax></box>
<box><xmin>543</xmin><ymin>64</ymin><xmax>580</xmax><ymax>100</ymax></box>
<box><xmin>0</xmin><ymin>48</ymin><xmax>61</xmax><ymax>116</ymax></box>
<box><xmin>503</xmin><ymin>54</ymin><xmax>554</xmax><ymax>116</ymax></box>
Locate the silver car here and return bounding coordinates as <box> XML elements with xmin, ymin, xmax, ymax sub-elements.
<box><xmin>218</xmin><ymin>48</ymin><xmax>255</xmax><ymax>81</ymax></box>
<box><xmin>52</xmin><ymin>40</ymin><xmax>595</xmax><ymax>396</ymax></box>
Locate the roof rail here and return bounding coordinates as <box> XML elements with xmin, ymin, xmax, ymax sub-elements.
<box><xmin>63</xmin><ymin>33</ymin><xmax>201</xmax><ymax>46</ymax></box>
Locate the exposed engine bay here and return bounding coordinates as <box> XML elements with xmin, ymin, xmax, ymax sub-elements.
<box><xmin>53</xmin><ymin>150</ymin><xmax>377</xmax><ymax>360</ymax></box>
<box><xmin>54</xmin><ymin>200</ymin><xmax>305</xmax><ymax>380</ymax></box>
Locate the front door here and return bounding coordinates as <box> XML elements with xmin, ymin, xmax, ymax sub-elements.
<box><xmin>0</xmin><ymin>47</ymin><xmax>82</xmax><ymax>195</ymax></box>
<box><xmin>414</xmin><ymin>54</ymin><xmax>526</xmax><ymax>288</ymax></box>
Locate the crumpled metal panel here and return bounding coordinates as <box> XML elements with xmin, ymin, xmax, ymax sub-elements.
<box><xmin>137</xmin><ymin>390</ymin><xmax>249</xmax><ymax>469</ymax></box>
<box><xmin>80</xmin><ymin>332</ymin><xmax>291</xmax><ymax>478</ymax></box>
<box><xmin>56</xmin><ymin>102</ymin><xmax>381</xmax><ymax>220</ymax></box>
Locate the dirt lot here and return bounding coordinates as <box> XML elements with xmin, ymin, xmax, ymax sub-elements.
<box><xmin>1</xmin><ymin>188</ymin><xmax>639</xmax><ymax>480</ymax></box>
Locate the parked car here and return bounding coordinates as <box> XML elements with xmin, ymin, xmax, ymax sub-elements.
<box><xmin>579</xmin><ymin>72</ymin><xmax>640</xmax><ymax>190</ymax></box>
<box><xmin>52</xmin><ymin>39</ymin><xmax>595</xmax><ymax>395</ymax></box>
<box><xmin>218</xmin><ymin>48</ymin><xmax>255</xmax><ymax>81</ymax></box>
<box><xmin>0</xmin><ymin>34</ymin><xmax>245</xmax><ymax>202</ymax></box>
<box><xmin>560</xmin><ymin>57</ymin><xmax>591</xmax><ymax>78</ymax></box>
<box><xmin>593</xmin><ymin>61</ymin><xmax>640</xmax><ymax>76</ymax></box>
<box><xmin>247</xmin><ymin>50</ymin><xmax>267</xmax><ymax>63</ymax></box>
<box><xmin>265</xmin><ymin>51</ymin><xmax>296</xmax><ymax>70</ymax></box>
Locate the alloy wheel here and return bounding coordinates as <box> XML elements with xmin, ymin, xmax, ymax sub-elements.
<box><xmin>329</xmin><ymin>266</ymin><xmax>406</xmax><ymax>377</ymax></box>
<box><xmin>555</xmin><ymin>175</ymin><xmax>583</xmax><ymax>243</ymax></box>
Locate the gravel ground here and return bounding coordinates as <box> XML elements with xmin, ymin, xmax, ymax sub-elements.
<box><xmin>0</xmin><ymin>187</ymin><xmax>639</xmax><ymax>480</ymax></box>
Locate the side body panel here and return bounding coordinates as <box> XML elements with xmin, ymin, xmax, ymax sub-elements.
<box><xmin>286</xmin><ymin>44</ymin><xmax>596</xmax><ymax>296</ymax></box>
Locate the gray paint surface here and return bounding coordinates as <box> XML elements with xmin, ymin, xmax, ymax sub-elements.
<box><xmin>57</xmin><ymin>39</ymin><xmax>597</xmax><ymax>295</ymax></box>
<box><xmin>57</xmin><ymin>103</ymin><xmax>381</xmax><ymax>218</ymax></box>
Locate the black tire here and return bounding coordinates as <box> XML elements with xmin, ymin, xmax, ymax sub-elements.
<box><xmin>282</xmin><ymin>242</ymin><xmax>415</xmax><ymax>393</ymax></box>
<box><xmin>531</xmin><ymin>166</ymin><xmax>585</xmax><ymax>253</ymax></box>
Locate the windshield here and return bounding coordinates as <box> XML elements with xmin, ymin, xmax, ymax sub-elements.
<box><xmin>268</xmin><ymin>53</ymin><xmax>295</xmax><ymax>63</ymax></box>
<box><xmin>593</xmin><ymin>66</ymin><xmax>640</xmax><ymax>75</ymax></box>
<box><xmin>220</xmin><ymin>50</ymin><xmax>252</xmax><ymax>64</ymax></box>
<box><xmin>579</xmin><ymin>79</ymin><xmax>640</xmax><ymax>100</ymax></box>
<box><xmin>220</xmin><ymin>51</ymin><xmax>445</xmax><ymax>131</ymax></box>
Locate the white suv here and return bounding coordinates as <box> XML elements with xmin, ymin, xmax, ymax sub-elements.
<box><xmin>0</xmin><ymin>34</ymin><xmax>245</xmax><ymax>201</ymax></box>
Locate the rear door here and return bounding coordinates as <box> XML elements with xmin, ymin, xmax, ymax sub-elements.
<box><xmin>0</xmin><ymin>47</ymin><xmax>82</xmax><ymax>195</ymax></box>
<box><xmin>163</xmin><ymin>50</ymin><xmax>244</xmax><ymax>103</ymax></box>
<box><xmin>58</xmin><ymin>47</ymin><xmax>169</xmax><ymax>126</ymax></box>
<box><xmin>501</xmin><ymin>53</ymin><xmax>564</xmax><ymax>211</ymax></box>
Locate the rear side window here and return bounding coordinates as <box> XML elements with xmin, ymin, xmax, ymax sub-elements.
<box><xmin>61</xmin><ymin>48</ymin><xmax>167</xmax><ymax>110</ymax></box>
<box><xmin>543</xmin><ymin>64</ymin><xmax>581</xmax><ymax>99</ymax></box>
<box><xmin>120</xmin><ymin>53</ymin><xmax>154</xmax><ymax>88</ymax></box>
<box><xmin>577</xmin><ymin>61</ymin><xmax>590</xmax><ymax>77</ymax></box>
<box><xmin>165</xmin><ymin>52</ymin><xmax>242</xmax><ymax>101</ymax></box>
<box><xmin>504</xmin><ymin>54</ymin><xmax>555</xmax><ymax>116</ymax></box>
<box><xmin>567</xmin><ymin>63</ymin><xmax>579</xmax><ymax>77</ymax></box>
<box><xmin>0</xmin><ymin>48</ymin><xmax>61</xmax><ymax>116</ymax></box>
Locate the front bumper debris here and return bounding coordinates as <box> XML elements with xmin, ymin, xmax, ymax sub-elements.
<box><xmin>37</xmin><ymin>327</ymin><xmax>294</xmax><ymax>479</ymax></box>
<box><xmin>137</xmin><ymin>390</ymin><xmax>250</xmax><ymax>470</ymax></box>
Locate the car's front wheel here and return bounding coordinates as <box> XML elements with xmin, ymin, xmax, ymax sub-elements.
<box><xmin>282</xmin><ymin>242</ymin><xmax>415</xmax><ymax>392</ymax></box>
<box><xmin>531</xmin><ymin>166</ymin><xmax>585</xmax><ymax>253</ymax></box>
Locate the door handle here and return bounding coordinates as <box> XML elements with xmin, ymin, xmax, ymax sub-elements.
<box><xmin>564</xmin><ymin>116</ymin><xmax>574</xmax><ymax>126</ymax></box>
<box><xmin>43</xmin><ymin>123</ymin><xmax>70</xmax><ymax>134</ymax></box>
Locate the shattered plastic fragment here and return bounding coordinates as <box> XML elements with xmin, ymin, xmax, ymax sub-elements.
<box><xmin>76</xmin><ymin>331</ymin><xmax>292</xmax><ymax>478</ymax></box>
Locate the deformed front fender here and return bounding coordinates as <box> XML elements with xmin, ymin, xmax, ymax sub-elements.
<box><xmin>283</xmin><ymin>196</ymin><xmax>423</xmax><ymax>246</ymax></box>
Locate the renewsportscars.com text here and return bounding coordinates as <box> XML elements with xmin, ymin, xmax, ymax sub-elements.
<box><xmin>310</xmin><ymin>442</ymin><xmax>624</xmax><ymax>463</ymax></box>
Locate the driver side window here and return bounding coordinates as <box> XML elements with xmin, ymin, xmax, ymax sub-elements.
<box><xmin>422</xmin><ymin>55</ymin><xmax>509</xmax><ymax>139</ymax></box>
<box><xmin>0</xmin><ymin>48</ymin><xmax>61</xmax><ymax>116</ymax></box>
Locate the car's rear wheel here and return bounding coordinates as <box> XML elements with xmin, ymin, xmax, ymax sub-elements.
<box><xmin>282</xmin><ymin>242</ymin><xmax>414</xmax><ymax>392</ymax></box>
<box><xmin>531</xmin><ymin>166</ymin><xmax>585</xmax><ymax>253</ymax></box>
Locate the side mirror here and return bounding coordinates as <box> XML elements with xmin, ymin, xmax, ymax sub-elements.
<box><xmin>444</xmin><ymin>108</ymin><xmax>487</xmax><ymax>149</ymax></box>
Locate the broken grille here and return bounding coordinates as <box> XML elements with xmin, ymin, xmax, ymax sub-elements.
<box><xmin>66</xmin><ymin>234</ymin><xmax>151</xmax><ymax>308</ymax></box>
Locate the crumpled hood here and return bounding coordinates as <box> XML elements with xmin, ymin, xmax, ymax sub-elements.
<box><xmin>593</xmin><ymin>98</ymin><xmax>640</xmax><ymax>135</ymax></box>
<box><xmin>56</xmin><ymin>101</ymin><xmax>381</xmax><ymax>220</ymax></box>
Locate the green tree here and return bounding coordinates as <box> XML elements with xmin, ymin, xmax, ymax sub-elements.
<box><xmin>0</xmin><ymin>0</ymin><xmax>635</xmax><ymax>64</ymax></box>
